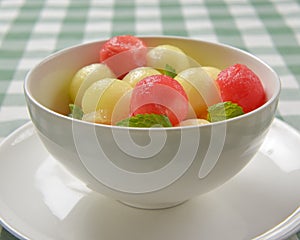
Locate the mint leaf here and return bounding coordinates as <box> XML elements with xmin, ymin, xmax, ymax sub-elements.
<box><xmin>207</xmin><ymin>101</ymin><xmax>244</xmax><ymax>122</ymax></box>
<box><xmin>162</xmin><ymin>64</ymin><xmax>176</xmax><ymax>78</ymax></box>
<box><xmin>116</xmin><ymin>114</ymin><xmax>172</xmax><ymax>127</ymax></box>
<box><xmin>68</xmin><ymin>104</ymin><xmax>83</xmax><ymax>120</ymax></box>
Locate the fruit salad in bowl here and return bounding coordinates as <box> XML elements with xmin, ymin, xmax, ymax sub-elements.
<box><xmin>68</xmin><ymin>35</ymin><xmax>267</xmax><ymax>128</ymax></box>
<box><xmin>24</xmin><ymin>36</ymin><xmax>280</xmax><ymax>209</ymax></box>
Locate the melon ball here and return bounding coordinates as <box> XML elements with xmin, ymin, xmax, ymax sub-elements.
<box><xmin>216</xmin><ymin>64</ymin><xmax>266</xmax><ymax>113</ymax></box>
<box><xmin>123</xmin><ymin>67</ymin><xmax>161</xmax><ymax>87</ymax></box>
<box><xmin>146</xmin><ymin>44</ymin><xmax>191</xmax><ymax>74</ymax></box>
<box><xmin>130</xmin><ymin>74</ymin><xmax>188</xmax><ymax>126</ymax></box>
<box><xmin>69</xmin><ymin>63</ymin><xmax>115</xmax><ymax>106</ymax></box>
<box><xmin>82</xmin><ymin>78</ymin><xmax>132</xmax><ymax>124</ymax></box>
<box><xmin>99</xmin><ymin>35</ymin><xmax>147</xmax><ymax>78</ymax></box>
<box><xmin>175</xmin><ymin>67</ymin><xmax>221</xmax><ymax>119</ymax></box>
<box><xmin>178</xmin><ymin>118</ymin><xmax>210</xmax><ymax>126</ymax></box>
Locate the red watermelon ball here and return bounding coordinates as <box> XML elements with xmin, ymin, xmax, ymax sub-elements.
<box><xmin>99</xmin><ymin>35</ymin><xmax>147</xmax><ymax>78</ymax></box>
<box><xmin>130</xmin><ymin>75</ymin><xmax>189</xmax><ymax>126</ymax></box>
<box><xmin>216</xmin><ymin>64</ymin><xmax>266</xmax><ymax>113</ymax></box>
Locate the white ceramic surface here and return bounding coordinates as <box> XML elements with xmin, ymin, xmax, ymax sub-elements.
<box><xmin>24</xmin><ymin>36</ymin><xmax>280</xmax><ymax>209</ymax></box>
<box><xmin>0</xmin><ymin>119</ymin><xmax>299</xmax><ymax>240</ymax></box>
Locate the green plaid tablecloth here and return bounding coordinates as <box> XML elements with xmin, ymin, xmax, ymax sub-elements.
<box><xmin>0</xmin><ymin>0</ymin><xmax>299</xmax><ymax>239</ymax></box>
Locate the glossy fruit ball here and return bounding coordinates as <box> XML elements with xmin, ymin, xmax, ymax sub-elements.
<box><xmin>99</xmin><ymin>35</ymin><xmax>147</xmax><ymax>78</ymax></box>
<box><xmin>216</xmin><ymin>64</ymin><xmax>266</xmax><ymax>113</ymax></box>
<box><xmin>69</xmin><ymin>63</ymin><xmax>115</xmax><ymax>106</ymax></box>
<box><xmin>146</xmin><ymin>44</ymin><xmax>191</xmax><ymax>74</ymax></box>
<box><xmin>130</xmin><ymin>75</ymin><xmax>188</xmax><ymax>126</ymax></box>
<box><xmin>82</xmin><ymin>78</ymin><xmax>132</xmax><ymax>124</ymax></box>
<box><xmin>178</xmin><ymin>118</ymin><xmax>210</xmax><ymax>126</ymax></box>
<box><xmin>175</xmin><ymin>67</ymin><xmax>221</xmax><ymax>119</ymax></box>
<box><xmin>122</xmin><ymin>67</ymin><xmax>161</xmax><ymax>87</ymax></box>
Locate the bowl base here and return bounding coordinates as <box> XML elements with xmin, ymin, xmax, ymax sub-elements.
<box><xmin>118</xmin><ymin>199</ymin><xmax>188</xmax><ymax>210</ymax></box>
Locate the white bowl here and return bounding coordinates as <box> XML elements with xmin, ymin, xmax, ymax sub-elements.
<box><xmin>24</xmin><ymin>36</ymin><xmax>280</xmax><ymax>209</ymax></box>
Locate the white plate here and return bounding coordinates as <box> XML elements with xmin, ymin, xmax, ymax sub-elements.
<box><xmin>0</xmin><ymin>119</ymin><xmax>299</xmax><ymax>240</ymax></box>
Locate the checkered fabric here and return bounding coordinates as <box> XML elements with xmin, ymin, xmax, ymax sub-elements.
<box><xmin>0</xmin><ymin>0</ymin><xmax>299</xmax><ymax>239</ymax></box>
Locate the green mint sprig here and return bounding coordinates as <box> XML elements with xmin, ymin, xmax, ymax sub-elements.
<box><xmin>68</xmin><ymin>104</ymin><xmax>83</xmax><ymax>120</ymax></box>
<box><xmin>207</xmin><ymin>101</ymin><xmax>244</xmax><ymax>122</ymax></box>
<box><xmin>116</xmin><ymin>113</ymin><xmax>172</xmax><ymax>127</ymax></box>
<box><xmin>162</xmin><ymin>64</ymin><xmax>177</xmax><ymax>78</ymax></box>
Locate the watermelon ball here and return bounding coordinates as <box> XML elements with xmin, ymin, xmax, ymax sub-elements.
<box><xmin>216</xmin><ymin>64</ymin><xmax>266</xmax><ymax>113</ymax></box>
<box><xmin>130</xmin><ymin>75</ymin><xmax>189</xmax><ymax>126</ymax></box>
<box><xmin>99</xmin><ymin>35</ymin><xmax>147</xmax><ymax>78</ymax></box>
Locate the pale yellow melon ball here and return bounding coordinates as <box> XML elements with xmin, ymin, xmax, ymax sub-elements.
<box><xmin>147</xmin><ymin>44</ymin><xmax>191</xmax><ymax>74</ymax></box>
<box><xmin>175</xmin><ymin>67</ymin><xmax>221</xmax><ymax>119</ymax></box>
<box><xmin>123</xmin><ymin>67</ymin><xmax>161</xmax><ymax>87</ymax></box>
<box><xmin>69</xmin><ymin>63</ymin><xmax>115</xmax><ymax>106</ymax></box>
<box><xmin>81</xmin><ymin>78</ymin><xmax>132</xmax><ymax>124</ymax></box>
<box><xmin>201</xmin><ymin>66</ymin><xmax>221</xmax><ymax>80</ymax></box>
<box><xmin>178</xmin><ymin>118</ymin><xmax>210</xmax><ymax>126</ymax></box>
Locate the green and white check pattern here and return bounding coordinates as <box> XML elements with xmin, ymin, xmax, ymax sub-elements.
<box><xmin>0</xmin><ymin>0</ymin><xmax>299</xmax><ymax>239</ymax></box>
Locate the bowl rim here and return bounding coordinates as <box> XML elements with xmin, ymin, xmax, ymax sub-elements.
<box><xmin>24</xmin><ymin>35</ymin><xmax>281</xmax><ymax>131</ymax></box>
